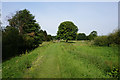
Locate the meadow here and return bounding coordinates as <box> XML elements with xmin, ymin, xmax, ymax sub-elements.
<box><xmin>2</xmin><ymin>41</ymin><xmax>119</xmax><ymax>78</ymax></box>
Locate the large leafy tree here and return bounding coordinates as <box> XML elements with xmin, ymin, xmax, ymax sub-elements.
<box><xmin>8</xmin><ymin>9</ymin><xmax>41</xmax><ymax>47</ymax></box>
<box><xmin>8</xmin><ymin>9</ymin><xmax>40</xmax><ymax>34</ymax></box>
<box><xmin>57</xmin><ymin>21</ymin><xmax>78</xmax><ymax>42</ymax></box>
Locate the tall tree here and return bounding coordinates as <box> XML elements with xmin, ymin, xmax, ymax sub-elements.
<box><xmin>8</xmin><ymin>9</ymin><xmax>42</xmax><ymax>47</ymax></box>
<box><xmin>57</xmin><ymin>21</ymin><xmax>78</xmax><ymax>42</ymax></box>
<box><xmin>8</xmin><ymin>9</ymin><xmax>40</xmax><ymax>34</ymax></box>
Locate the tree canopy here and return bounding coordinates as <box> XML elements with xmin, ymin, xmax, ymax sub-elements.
<box><xmin>8</xmin><ymin>9</ymin><xmax>40</xmax><ymax>34</ymax></box>
<box><xmin>88</xmin><ymin>31</ymin><xmax>97</xmax><ymax>40</ymax></box>
<box><xmin>77</xmin><ymin>33</ymin><xmax>87</xmax><ymax>40</ymax></box>
<box><xmin>57</xmin><ymin>21</ymin><xmax>78</xmax><ymax>42</ymax></box>
<box><xmin>8</xmin><ymin>9</ymin><xmax>42</xmax><ymax>47</ymax></box>
<box><xmin>3</xmin><ymin>9</ymin><xmax>45</xmax><ymax>60</ymax></box>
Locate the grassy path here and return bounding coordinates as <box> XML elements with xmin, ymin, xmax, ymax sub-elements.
<box><xmin>24</xmin><ymin>43</ymin><xmax>61</xmax><ymax>78</ymax></box>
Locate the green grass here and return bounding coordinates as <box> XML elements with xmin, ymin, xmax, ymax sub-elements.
<box><xmin>2</xmin><ymin>41</ymin><xmax>119</xmax><ymax>78</ymax></box>
<box><xmin>2</xmin><ymin>42</ymin><xmax>51</xmax><ymax>78</ymax></box>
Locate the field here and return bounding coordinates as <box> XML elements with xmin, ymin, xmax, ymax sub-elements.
<box><xmin>2</xmin><ymin>41</ymin><xmax>118</xmax><ymax>78</ymax></box>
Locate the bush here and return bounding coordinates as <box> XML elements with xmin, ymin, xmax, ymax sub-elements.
<box><xmin>2</xmin><ymin>27</ymin><xmax>42</xmax><ymax>60</ymax></box>
<box><xmin>2</xmin><ymin>27</ymin><xmax>24</xmax><ymax>60</ymax></box>
<box><xmin>94</xmin><ymin>29</ymin><xmax>120</xmax><ymax>46</ymax></box>
<box><xmin>108</xmin><ymin>30</ymin><xmax>120</xmax><ymax>45</ymax></box>
<box><xmin>23</xmin><ymin>35</ymin><xmax>35</xmax><ymax>50</ymax></box>
<box><xmin>107</xmin><ymin>67</ymin><xmax>119</xmax><ymax>78</ymax></box>
<box><xmin>94</xmin><ymin>36</ymin><xmax>110</xmax><ymax>46</ymax></box>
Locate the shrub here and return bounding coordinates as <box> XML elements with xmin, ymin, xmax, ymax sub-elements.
<box><xmin>108</xmin><ymin>29</ymin><xmax>120</xmax><ymax>45</ymax></box>
<box><xmin>2</xmin><ymin>27</ymin><xmax>42</xmax><ymax>60</ymax></box>
<box><xmin>107</xmin><ymin>67</ymin><xmax>119</xmax><ymax>78</ymax></box>
<box><xmin>2</xmin><ymin>27</ymin><xmax>24</xmax><ymax>60</ymax></box>
<box><xmin>94</xmin><ymin>36</ymin><xmax>110</xmax><ymax>46</ymax></box>
<box><xmin>94</xmin><ymin>29</ymin><xmax>120</xmax><ymax>46</ymax></box>
<box><xmin>23</xmin><ymin>35</ymin><xmax>35</xmax><ymax>50</ymax></box>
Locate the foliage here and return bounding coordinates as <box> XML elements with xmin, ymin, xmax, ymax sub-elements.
<box><xmin>8</xmin><ymin>9</ymin><xmax>39</xmax><ymax>34</ymax></box>
<box><xmin>88</xmin><ymin>31</ymin><xmax>97</xmax><ymax>40</ymax></box>
<box><xmin>77</xmin><ymin>33</ymin><xmax>87</xmax><ymax>40</ymax></box>
<box><xmin>2</xmin><ymin>8</ymin><xmax>53</xmax><ymax>59</ymax></box>
<box><xmin>8</xmin><ymin>9</ymin><xmax>42</xmax><ymax>46</ymax></box>
<box><xmin>47</xmin><ymin>35</ymin><xmax>52</xmax><ymax>41</ymax></box>
<box><xmin>2</xmin><ymin>27</ymin><xmax>24</xmax><ymax>60</ymax></box>
<box><xmin>94</xmin><ymin>29</ymin><xmax>120</xmax><ymax>46</ymax></box>
<box><xmin>108</xmin><ymin>29</ymin><xmax>120</xmax><ymax>45</ymax></box>
<box><xmin>94</xmin><ymin>36</ymin><xmax>110</xmax><ymax>46</ymax></box>
<box><xmin>107</xmin><ymin>67</ymin><xmax>119</xmax><ymax>78</ymax></box>
<box><xmin>57</xmin><ymin>21</ymin><xmax>78</xmax><ymax>42</ymax></box>
<box><xmin>23</xmin><ymin>35</ymin><xmax>35</xmax><ymax>50</ymax></box>
<box><xmin>38</xmin><ymin>30</ymin><xmax>52</xmax><ymax>41</ymax></box>
<box><xmin>2</xmin><ymin>9</ymin><xmax>46</xmax><ymax>60</ymax></box>
<box><xmin>52</xmin><ymin>36</ymin><xmax>57</xmax><ymax>40</ymax></box>
<box><xmin>42</xmin><ymin>30</ymin><xmax>48</xmax><ymax>41</ymax></box>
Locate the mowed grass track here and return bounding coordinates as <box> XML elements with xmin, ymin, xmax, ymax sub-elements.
<box><xmin>2</xmin><ymin>41</ymin><xmax>118</xmax><ymax>78</ymax></box>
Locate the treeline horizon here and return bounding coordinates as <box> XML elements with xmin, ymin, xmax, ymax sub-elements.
<box><xmin>2</xmin><ymin>9</ymin><xmax>120</xmax><ymax>60</ymax></box>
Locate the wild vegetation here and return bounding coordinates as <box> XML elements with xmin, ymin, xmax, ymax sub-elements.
<box><xmin>2</xmin><ymin>9</ymin><xmax>119</xmax><ymax>78</ymax></box>
<box><xmin>94</xmin><ymin>29</ymin><xmax>120</xmax><ymax>46</ymax></box>
<box><xmin>2</xmin><ymin>9</ymin><xmax>53</xmax><ymax>60</ymax></box>
<box><xmin>2</xmin><ymin>41</ymin><xmax>118</xmax><ymax>78</ymax></box>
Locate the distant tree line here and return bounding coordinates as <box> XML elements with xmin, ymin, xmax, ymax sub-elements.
<box><xmin>76</xmin><ymin>31</ymin><xmax>97</xmax><ymax>40</ymax></box>
<box><xmin>2</xmin><ymin>9</ymin><xmax>120</xmax><ymax>60</ymax></box>
<box><xmin>55</xmin><ymin>20</ymin><xmax>120</xmax><ymax>46</ymax></box>
<box><xmin>56</xmin><ymin>21</ymin><xmax>97</xmax><ymax>42</ymax></box>
<box><xmin>53</xmin><ymin>30</ymin><xmax>97</xmax><ymax>41</ymax></box>
<box><xmin>2</xmin><ymin>9</ymin><xmax>52</xmax><ymax>60</ymax></box>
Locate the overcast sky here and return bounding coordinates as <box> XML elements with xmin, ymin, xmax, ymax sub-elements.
<box><xmin>2</xmin><ymin>2</ymin><xmax>118</xmax><ymax>36</ymax></box>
